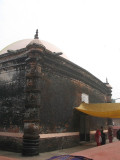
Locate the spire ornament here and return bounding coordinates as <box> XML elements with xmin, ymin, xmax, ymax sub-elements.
<box><xmin>34</xmin><ymin>29</ymin><xmax>39</xmax><ymax>39</ymax></box>
<box><xmin>106</xmin><ymin>77</ymin><xmax>108</xmax><ymax>83</ymax></box>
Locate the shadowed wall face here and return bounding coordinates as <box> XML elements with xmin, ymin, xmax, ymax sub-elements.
<box><xmin>0</xmin><ymin>57</ymin><xmax>26</xmax><ymax>132</ymax></box>
<box><xmin>38</xmin><ymin>59</ymin><xmax>108</xmax><ymax>133</ymax></box>
<box><xmin>40</xmin><ymin>74</ymin><xmax>76</xmax><ymax>133</ymax></box>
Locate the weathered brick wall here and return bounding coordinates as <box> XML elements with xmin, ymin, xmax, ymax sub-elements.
<box><xmin>39</xmin><ymin>135</ymin><xmax>79</xmax><ymax>153</ymax></box>
<box><xmin>0</xmin><ymin>135</ymin><xmax>22</xmax><ymax>152</ymax></box>
<box><xmin>0</xmin><ymin>42</ymin><xmax>112</xmax><ymax>154</ymax></box>
<box><xmin>0</xmin><ymin>133</ymin><xmax>79</xmax><ymax>153</ymax></box>
<box><xmin>0</xmin><ymin>46</ymin><xmax>110</xmax><ymax>134</ymax></box>
<box><xmin>40</xmin><ymin>74</ymin><xmax>76</xmax><ymax>133</ymax></box>
<box><xmin>0</xmin><ymin>54</ymin><xmax>26</xmax><ymax>132</ymax></box>
<box><xmin>38</xmin><ymin>54</ymin><xmax>108</xmax><ymax>133</ymax></box>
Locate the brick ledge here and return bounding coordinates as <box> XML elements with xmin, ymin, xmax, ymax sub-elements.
<box><xmin>0</xmin><ymin>132</ymin><xmax>79</xmax><ymax>138</ymax></box>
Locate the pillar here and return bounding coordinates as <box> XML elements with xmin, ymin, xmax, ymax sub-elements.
<box><xmin>22</xmin><ymin>50</ymin><xmax>42</xmax><ymax>156</ymax></box>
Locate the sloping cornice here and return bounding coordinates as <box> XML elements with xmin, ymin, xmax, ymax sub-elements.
<box><xmin>42</xmin><ymin>49</ymin><xmax>110</xmax><ymax>94</ymax></box>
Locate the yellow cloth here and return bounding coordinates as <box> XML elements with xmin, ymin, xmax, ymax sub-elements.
<box><xmin>75</xmin><ymin>103</ymin><xmax>120</xmax><ymax>118</ymax></box>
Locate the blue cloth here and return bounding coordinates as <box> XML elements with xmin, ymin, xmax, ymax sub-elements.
<box><xmin>47</xmin><ymin>155</ymin><xmax>92</xmax><ymax>160</ymax></box>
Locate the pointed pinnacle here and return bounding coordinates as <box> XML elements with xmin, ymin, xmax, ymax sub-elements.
<box><xmin>34</xmin><ymin>29</ymin><xmax>39</xmax><ymax>39</ymax></box>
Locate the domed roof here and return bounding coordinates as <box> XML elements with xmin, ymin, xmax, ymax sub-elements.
<box><xmin>0</xmin><ymin>30</ymin><xmax>68</xmax><ymax>59</ymax></box>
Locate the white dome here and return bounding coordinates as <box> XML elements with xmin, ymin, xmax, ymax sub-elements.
<box><xmin>0</xmin><ymin>39</ymin><xmax>68</xmax><ymax>59</ymax></box>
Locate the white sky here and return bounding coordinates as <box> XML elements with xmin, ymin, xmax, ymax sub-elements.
<box><xmin>0</xmin><ymin>0</ymin><xmax>120</xmax><ymax>100</ymax></box>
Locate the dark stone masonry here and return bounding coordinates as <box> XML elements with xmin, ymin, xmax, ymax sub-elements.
<box><xmin>0</xmin><ymin>30</ymin><xmax>112</xmax><ymax>155</ymax></box>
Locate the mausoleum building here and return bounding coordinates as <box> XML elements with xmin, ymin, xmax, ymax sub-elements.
<box><xmin>0</xmin><ymin>30</ymin><xmax>112</xmax><ymax>155</ymax></box>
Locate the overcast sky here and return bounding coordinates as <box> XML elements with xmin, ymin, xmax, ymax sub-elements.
<box><xmin>0</xmin><ymin>0</ymin><xmax>120</xmax><ymax>100</ymax></box>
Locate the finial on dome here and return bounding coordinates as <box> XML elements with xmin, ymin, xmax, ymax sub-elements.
<box><xmin>34</xmin><ymin>29</ymin><xmax>39</xmax><ymax>39</ymax></box>
<box><xmin>106</xmin><ymin>77</ymin><xmax>108</xmax><ymax>83</ymax></box>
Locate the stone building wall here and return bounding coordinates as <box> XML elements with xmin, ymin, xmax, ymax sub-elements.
<box><xmin>36</xmin><ymin>48</ymin><xmax>110</xmax><ymax>134</ymax></box>
<box><xmin>0</xmin><ymin>40</ymin><xmax>113</xmax><ymax>153</ymax></box>
<box><xmin>0</xmin><ymin>50</ymin><xmax>27</xmax><ymax>132</ymax></box>
<box><xmin>0</xmin><ymin>44</ymin><xmax>111</xmax><ymax>134</ymax></box>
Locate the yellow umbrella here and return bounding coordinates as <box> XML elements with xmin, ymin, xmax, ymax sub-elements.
<box><xmin>75</xmin><ymin>103</ymin><xmax>120</xmax><ymax>118</ymax></box>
